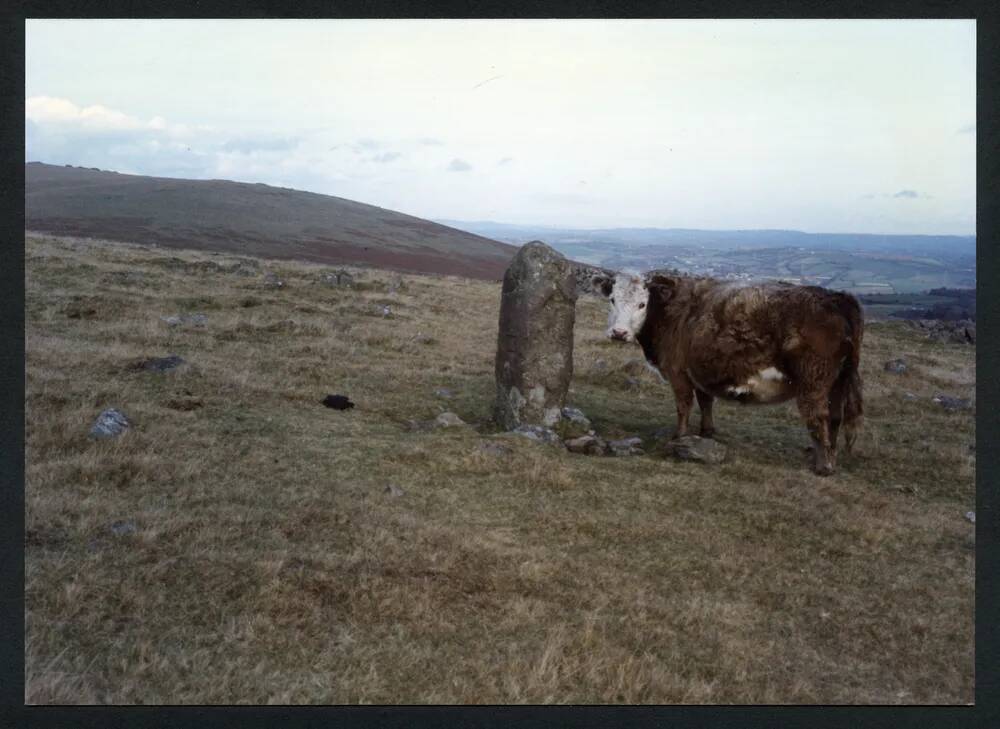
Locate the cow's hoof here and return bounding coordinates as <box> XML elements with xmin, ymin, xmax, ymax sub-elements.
<box><xmin>700</xmin><ymin>428</ymin><xmax>716</xmax><ymax>439</ymax></box>
<box><xmin>812</xmin><ymin>463</ymin><xmax>835</xmax><ymax>477</ymax></box>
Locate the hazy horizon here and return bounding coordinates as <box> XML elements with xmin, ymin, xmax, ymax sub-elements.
<box><xmin>26</xmin><ymin>20</ymin><xmax>975</xmax><ymax>236</ymax></box>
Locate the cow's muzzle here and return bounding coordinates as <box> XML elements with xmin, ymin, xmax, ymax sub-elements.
<box><xmin>610</xmin><ymin>328</ymin><xmax>630</xmax><ymax>342</ymax></box>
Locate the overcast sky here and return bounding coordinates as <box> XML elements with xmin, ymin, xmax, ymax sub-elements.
<box><xmin>26</xmin><ymin>19</ymin><xmax>975</xmax><ymax>235</ymax></box>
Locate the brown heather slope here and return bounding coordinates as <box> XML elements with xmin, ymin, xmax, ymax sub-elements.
<box><xmin>25</xmin><ymin>233</ymin><xmax>974</xmax><ymax>704</ymax></box>
<box><xmin>25</xmin><ymin>162</ymin><xmax>517</xmax><ymax>280</ymax></box>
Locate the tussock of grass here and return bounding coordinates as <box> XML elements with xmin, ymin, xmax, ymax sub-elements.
<box><xmin>25</xmin><ymin>234</ymin><xmax>974</xmax><ymax>704</ymax></box>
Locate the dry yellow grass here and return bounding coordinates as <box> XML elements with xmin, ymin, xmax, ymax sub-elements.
<box><xmin>24</xmin><ymin>233</ymin><xmax>975</xmax><ymax>704</ymax></box>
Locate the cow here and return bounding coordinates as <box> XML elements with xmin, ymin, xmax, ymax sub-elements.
<box><xmin>590</xmin><ymin>271</ymin><xmax>864</xmax><ymax>475</ymax></box>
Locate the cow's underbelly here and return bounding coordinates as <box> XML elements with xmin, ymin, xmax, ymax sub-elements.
<box><xmin>690</xmin><ymin>365</ymin><xmax>796</xmax><ymax>405</ymax></box>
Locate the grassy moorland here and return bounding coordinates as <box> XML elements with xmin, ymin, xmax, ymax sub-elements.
<box><xmin>25</xmin><ymin>233</ymin><xmax>975</xmax><ymax>704</ymax></box>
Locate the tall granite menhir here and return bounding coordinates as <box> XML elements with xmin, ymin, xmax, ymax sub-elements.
<box><xmin>493</xmin><ymin>241</ymin><xmax>578</xmax><ymax>430</ymax></box>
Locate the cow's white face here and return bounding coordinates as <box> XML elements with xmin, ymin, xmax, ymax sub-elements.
<box><xmin>594</xmin><ymin>273</ymin><xmax>649</xmax><ymax>343</ymax></box>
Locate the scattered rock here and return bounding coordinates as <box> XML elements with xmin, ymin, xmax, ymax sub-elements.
<box><xmin>142</xmin><ymin>355</ymin><xmax>186</xmax><ymax>373</ymax></box>
<box><xmin>932</xmin><ymin>394</ymin><xmax>973</xmax><ymax>412</ymax></box>
<box><xmin>161</xmin><ymin>313</ymin><xmax>208</xmax><ymax>327</ymax></box>
<box><xmin>511</xmin><ymin>424</ymin><xmax>565</xmax><ymax>448</ymax></box>
<box><xmin>608</xmin><ymin>436</ymin><xmax>644</xmax><ymax>457</ymax></box>
<box><xmin>883</xmin><ymin>359</ymin><xmax>908</xmax><ymax>374</ymax></box>
<box><xmin>565</xmin><ymin>434</ymin><xmax>611</xmax><ymax>456</ymax></box>
<box><xmin>902</xmin><ymin>392</ymin><xmax>919</xmax><ymax>401</ymax></box>
<box><xmin>322</xmin><ymin>269</ymin><xmax>354</xmax><ymax>287</ymax></box>
<box><xmin>555</xmin><ymin>407</ymin><xmax>592</xmax><ymax>439</ymax></box>
<box><xmin>624</xmin><ymin>376</ymin><xmax>641</xmax><ymax>391</ymax></box>
<box><xmin>321</xmin><ymin>394</ymin><xmax>355</xmax><ymax>410</ymax></box>
<box><xmin>90</xmin><ymin>408</ymin><xmax>130</xmax><ymax>439</ymax></box>
<box><xmin>263</xmin><ymin>272</ymin><xmax>285</xmax><ymax>289</ymax></box>
<box><xmin>661</xmin><ymin>435</ymin><xmax>727</xmax><ymax>465</ymax></box>
<box><xmin>493</xmin><ymin>241</ymin><xmax>578</xmax><ymax>430</ymax></box>
<box><xmin>381</xmin><ymin>305</ymin><xmax>393</xmax><ymax>318</ymax></box>
<box><xmin>110</xmin><ymin>520</ymin><xmax>137</xmax><ymax>537</ymax></box>
<box><xmin>433</xmin><ymin>412</ymin><xmax>467</xmax><ymax>428</ymax></box>
<box><xmin>384</xmin><ymin>484</ymin><xmax>405</xmax><ymax>498</ymax></box>
<box><xmin>965</xmin><ymin>511</ymin><xmax>976</xmax><ymax>524</ymax></box>
<box><xmin>434</xmin><ymin>388</ymin><xmax>455</xmax><ymax>399</ymax></box>
<box><xmin>479</xmin><ymin>441</ymin><xmax>513</xmax><ymax>456</ymax></box>
<box><xmin>226</xmin><ymin>259</ymin><xmax>261</xmax><ymax>277</ymax></box>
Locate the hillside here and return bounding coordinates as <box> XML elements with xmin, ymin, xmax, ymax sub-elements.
<box><xmin>25</xmin><ymin>163</ymin><xmax>517</xmax><ymax>280</ymax></box>
<box><xmin>25</xmin><ymin>233</ymin><xmax>974</xmax><ymax>704</ymax></box>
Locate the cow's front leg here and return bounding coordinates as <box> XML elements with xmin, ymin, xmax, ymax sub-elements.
<box><xmin>796</xmin><ymin>389</ymin><xmax>835</xmax><ymax>476</ymax></box>
<box><xmin>669</xmin><ymin>372</ymin><xmax>696</xmax><ymax>439</ymax></box>
<box><xmin>695</xmin><ymin>389</ymin><xmax>716</xmax><ymax>438</ymax></box>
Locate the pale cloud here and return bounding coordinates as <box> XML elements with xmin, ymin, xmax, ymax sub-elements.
<box><xmin>893</xmin><ymin>190</ymin><xmax>919</xmax><ymax>199</ymax></box>
<box><xmin>447</xmin><ymin>158</ymin><xmax>472</xmax><ymax>172</ymax></box>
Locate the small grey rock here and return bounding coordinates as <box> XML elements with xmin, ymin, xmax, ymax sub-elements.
<box><xmin>884</xmin><ymin>359</ymin><xmax>908</xmax><ymax>374</ymax></box>
<box><xmin>661</xmin><ymin>435</ymin><xmax>727</xmax><ymax>465</ymax></box>
<box><xmin>263</xmin><ymin>272</ymin><xmax>284</xmax><ymax>288</ymax></box>
<box><xmin>608</xmin><ymin>436</ymin><xmax>644</xmax><ymax>457</ymax></box>
<box><xmin>434</xmin><ymin>412</ymin><xmax>467</xmax><ymax>428</ymax></box>
<box><xmin>511</xmin><ymin>424</ymin><xmax>565</xmax><ymax>448</ymax></box>
<box><xmin>965</xmin><ymin>510</ymin><xmax>975</xmax><ymax>524</ymax></box>
<box><xmin>384</xmin><ymin>484</ymin><xmax>405</xmax><ymax>498</ymax></box>
<box><xmin>624</xmin><ymin>376</ymin><xmax>641</xmax><ymax>391</ymax></box>
<box><xmin>932</xmin><ymin>394</ymin><xmax>973</xmax><ymax>412</ymax></box>
<box><xmin>479</xmin><ymin>441</ymin><xmax>513</xmax><ymax>456</ymax></box>
<box><xmin>110</xmin><ymin>520</ymin><xmax>137</xmax><ymax>537</ymax></box>
<box><xmin>143</xmin><ymin>355</ymin><xmax>186</xmax><ymax>372</ymax></box>
<box><xmin>556</xmin><ymin>407</ymin><xmax>592</xmax><ymax>439</ymax></box>
<box><xmin>902</xmin><ymin>392</ymin><xmax>919</xmax><ymax>401</ymax></box>
<box><xmin>565</xmin><ymin>434</ymin><xmax>610</xmax><ymax>456</ymax></box>
<box><xmin>90</xmin><ymin>408</ymin><xmax>130</xmax><ymax>439</ymax></box>
<box><xmin>434</xmin><ymin>388</ymin><xmax>455</xmax><ymax>399</ymax></box>
<box><xmin>381</xmin><ymin>305</ymin><xmax>393</xmax><ymax>318</ymax></box>
<box><xmin>161</xmin><ymin>313</ymin><xmax>207</xmax><ymax>327</ymax></box>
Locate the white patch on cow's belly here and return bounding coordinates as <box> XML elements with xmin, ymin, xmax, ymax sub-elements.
<box><xmin>725</xmin><ymin>367</ymin><xmax>792</xmax><ymax>403</ymax></box>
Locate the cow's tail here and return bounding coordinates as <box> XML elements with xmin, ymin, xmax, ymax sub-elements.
<box><xmin>833</xmin><ymin>293</ymin><xmax>864</xmax><ymax>454</ymax></box>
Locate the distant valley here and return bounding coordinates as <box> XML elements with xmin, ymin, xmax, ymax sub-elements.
<box><xmin>438</xmin><ymin>220</ymin><xmax>976</xmax><ymax>295</ymax></box>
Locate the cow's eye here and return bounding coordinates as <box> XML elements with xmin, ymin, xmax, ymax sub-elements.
<box><xmin>638</xmin><ymin>303</ymin><xmax>646</xmax><ymax>310</ymax></box>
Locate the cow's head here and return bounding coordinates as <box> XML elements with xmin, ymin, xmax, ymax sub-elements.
<box><xmin>591</xmin><ymin>272</ymin><xmax>649</xmax><ymax>343</ymax></box>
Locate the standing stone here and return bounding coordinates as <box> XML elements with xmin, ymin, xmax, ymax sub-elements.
<box><xmin>493</xmin><ymin>242</ymin><xmax>578</xmax><ymax>430</ymax></box>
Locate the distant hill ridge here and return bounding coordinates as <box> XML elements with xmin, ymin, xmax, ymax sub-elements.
<box><xmin>436</xmin><ymin>219</ymin><xmax>976</xmax><ymax>257</ymax></box>
<box><xmin>25</xmin><ymin>162</ymin><xmax>517</xmax><ymax>280</ymax></box>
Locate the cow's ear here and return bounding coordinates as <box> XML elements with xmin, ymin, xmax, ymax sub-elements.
<box><xmin>591</xmin><ymin>275</ymin><xmax>614</xmax><ymax>298</ymax></box>
<box><xmin>647</xmin><ymin>276</ymin><xmax>676</xmax><ymax>303</ymax></box>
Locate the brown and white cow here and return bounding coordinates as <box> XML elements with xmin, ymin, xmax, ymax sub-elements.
<box><xmin>591</xmin><ymin>271</ymin><xmax>864</xmax><ymax>475</ymax></box>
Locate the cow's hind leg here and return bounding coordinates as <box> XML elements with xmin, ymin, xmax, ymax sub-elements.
<box><xmin>796</xmin><ymin>388</ymin><xmax>836</xmax><ymax>476</ymax></box>
<box><xmin>695</xmin><ymin>389</ymin><xmax>716</xmax><ymax>438</ymax></box>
